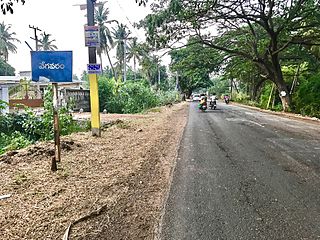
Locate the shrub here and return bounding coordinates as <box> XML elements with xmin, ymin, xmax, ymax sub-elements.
<box><xmin>98</xmin><ymin>77</ymin><xmax>181</xmax><ymax>114</ymax></box>
<box><xmin>0</xmin><ymin>85</ymin><xmax>88</xmax><ymax>155</ymax></box>
<box><xmin>294</xmin><ymin>73</ymin><xmax>320</xmax><ymax>118</ymax></box>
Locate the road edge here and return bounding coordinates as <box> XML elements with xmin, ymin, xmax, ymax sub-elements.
<box><xmin>231</xmin><ymin>102</ymin><xmax>320</xmax><ymax>124</ymax></box>
<box><xmin>153</xmin><ymin>103</ymin><xmax>190</xmax><ymax>240</ymax></box>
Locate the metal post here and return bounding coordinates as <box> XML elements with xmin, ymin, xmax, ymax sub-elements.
<box><xmin>52</xmin><ymin>83</ymin><xmax>61</xmax><ymax>171</ymax></box>
<box><xmin>87</xmin><ymin>0</ymin><xmax>101</xmax><ymax>136</ymax></box>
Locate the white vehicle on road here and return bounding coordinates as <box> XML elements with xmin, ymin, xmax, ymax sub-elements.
<box><xmin>192</xmin><ymin>94</ymin><xmax>201</xmax><ymax>101</ymax></box>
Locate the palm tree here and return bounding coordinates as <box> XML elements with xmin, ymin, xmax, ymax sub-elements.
<box><xmin>0</xmin><ymin>22</ymin><xmax>20</xmax><ymax>62</ymax></box>
<box><xmin>94</xmin><ymin>4</ymin><xmax>117</xmax><ymax>78</ymax></box>
<box><xmin>112</xmin><ymin>23</ymin><xmax>130</xmax><ymax>81</ymax></box>
<box><xmin>38</xmin><ymin>32</ymin><xmax>58</xmax><ymax>51</ymax></box>
<box><xmin>127</xmin><ymin>37</ymin><xmax>143</xmax><ymax>80</ymax></box>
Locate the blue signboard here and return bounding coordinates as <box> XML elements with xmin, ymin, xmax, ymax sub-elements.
<box><xmin>31</xmin><ymin>51</ymin><xmax>73</xmax><ymax>82</ymax></box>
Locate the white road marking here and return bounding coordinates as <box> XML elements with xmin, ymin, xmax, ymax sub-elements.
<box><xmin>226</xmin><ymin>118</ymin><xmax>265</xmax><ymax>127</ymax></box>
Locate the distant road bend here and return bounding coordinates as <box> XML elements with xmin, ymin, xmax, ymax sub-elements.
<box><xmin>161</xmin><ymin>102</ymin><xmax>320</xmax><ymax>240</ymax></box>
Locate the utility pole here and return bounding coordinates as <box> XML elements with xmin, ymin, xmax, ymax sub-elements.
<box><xmin>29</xmin><ymin>25</ymin><xmax>42</xmax><ymax>51</ymax></box>
<box><xmin>87</xmin><ymin>0</ymin><xmax>101</xmax><ymax>136</ymax></box>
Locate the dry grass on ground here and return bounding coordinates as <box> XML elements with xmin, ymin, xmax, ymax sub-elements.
<box><xmin>0</xmin><ymin>102</ymin><xmax>189</xmax><ymax>240</ymax></box>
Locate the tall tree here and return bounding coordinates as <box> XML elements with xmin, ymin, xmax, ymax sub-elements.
<box><xmin>127</xmin><ymin>37</ymin><xmax>143</xmax><ymax>80</ymax></box>
<box><xmin>112</xmin><ymin>23</ymin><xmax>130</xmax><ymax>81</ymax></box>
<box><xmin>94</xmin><ymin>3</ymin><xmax>117</xmax><ymax>78</ymax></box>
<box><xmin>38</xmin><ymin>32</ymin><xmax>57</xmax><ymax>51</ymax></box>
<box><xmin>169</xmin><ymin>38</ymin><xmax>221</xmax><ymax>96</ymax></box>
<box><xmin>143</xmin><ymin>0</ymin><xmax>320</xmax><ymax>111</ymax></box>
<box><xmin>0</xmin><ymin>22</ymin><xmax>20</xmax><ymax>62</ymax></box>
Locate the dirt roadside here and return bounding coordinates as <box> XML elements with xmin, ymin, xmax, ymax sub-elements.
<box><xmin>0</xmin><ymin>102</ymin><xmax>189</xmax><ymax>240</ymax></box>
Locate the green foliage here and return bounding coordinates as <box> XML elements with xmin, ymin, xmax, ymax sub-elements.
<box><xmin>0</xmin><ymin>85</ymin><xmax>88</xmax><ymax>155</ymax></box>
<box><xmin>0</xmin><ymin>58</ymin><xmax>15</xmax><ymax>75</ymax></box>
<box><xmin>170</xmin><ymin>38</ymin><xmax>222</xmax><ymax>96</ymax></box>
<box><xmin>98</xmin><ymin>76</ymin><xmax>180</xmax><ymax>114</ymax></box>
<box><xmin>207</xmin><ymin>77</ymin><xmax>230</xmax><ymax>98</ymax></box>
<box><xmin>0</xmin><ymin>99</ymin><xmax>8</xmax><ymax>110</ymax></box>
<box><xmin>0</xmin><ymin>21</ymin><xmax>20</xmax><ymax>61</ymax></box>
<box><xmin>143</xmin><ymin>0</ymin><xmax>320</xmax><ymax>111</ymax></box>
<box><xmin>294</xmin><ymin>73</ymin><xmax>320</xmax><ymax>118</ymax></box>
<box><xmin>1</xmin><ymin>131</ymin><xmax>31</xmax><ymax>153</ymax></box>
<box><xmin>234</xmin><ymin>92</ymin><xmax>250</xmax><ymax>103</ymax></box>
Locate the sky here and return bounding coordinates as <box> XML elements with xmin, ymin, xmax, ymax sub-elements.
<box><xmin>1</xmin><ymin>0</ymin><xmax>157</xmax><ymax>78</ymax></box>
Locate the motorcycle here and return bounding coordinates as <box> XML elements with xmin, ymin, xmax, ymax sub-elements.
<box><xmin>224</xmin><ymin>97</ymin><xmax>230</xmax><ymax>104</ymax></box>
<box><xmin>198</xmin><ymin>102</ymin><xmax>207</xmax><ymax>111</ymax></box>
<box><xmin>209</xmin><ymin>99</ymin><xmax>217</xmax><ymax>110</ymax></box>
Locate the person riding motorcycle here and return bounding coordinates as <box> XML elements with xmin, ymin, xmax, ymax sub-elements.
<box><xmin>199</xmin><ymin>95</ymin><xmax>207</xmax><ymax>111</ymax></box>
<box><xmin>224</xmin><ymin>94</ymin><xmax>230</xmax><ymax>104</ymax></box>
<box><xmin>209</xmin><ymin>95</ymin><xmax>218</xmax><ymax>109</ymax></box>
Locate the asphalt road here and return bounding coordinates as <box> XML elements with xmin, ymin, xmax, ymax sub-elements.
<box><xmin>160</xmin><ymin>102</ymin><xmax>320</xmax><ymax>240</ymax></box>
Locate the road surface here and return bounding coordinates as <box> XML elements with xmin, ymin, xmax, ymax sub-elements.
<box><xmin>161</xmin><ymin>102</ymin><xmax>320</xmax><ymax>240</ymax></box>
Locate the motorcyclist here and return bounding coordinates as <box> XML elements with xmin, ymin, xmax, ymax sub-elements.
<box><xmin>199</xmin><ymin>95</ymin><xmax>207</xmax><ymax>110</ymax></box>
<box><xmin>209</xmin><ymin>94</ymin><xmax>218</xmax><ymax>109</ymax></box>
<box><xmin>200</xmin><ymin>95</ymin><xmax>207</xmax><ymax>105</ymax></box>
<box><xmin>210</xmin><ymin>94</ymin><xmax>218</xmax><ymax>103</ymax></box>
<box><xmin>224</xmin><ymin>94</ymin><xmax>230</xmax><ymax>104</ymax></box>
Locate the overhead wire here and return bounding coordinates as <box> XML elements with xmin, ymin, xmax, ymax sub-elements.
<box><xmin>114</xmin><ymin>0</ymin><xmax>144</xmax><ymax>40</ymax></box>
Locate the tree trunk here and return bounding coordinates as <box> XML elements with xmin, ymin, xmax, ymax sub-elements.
<box><xmin>252</xmin><ymin>78</ymin><xmax>266</xmax><ymax>101</ymax></box>
<box><xmin>271</xmin><ymin>54</ymin><xmax>291</xmax><ymax>112</ymax></box>
<box><xmin>99</xmin><ymin>53</ymin><xmax>103</xmax><ymax>74</ymax></box>
<box><xmin>106</xmin><ymin>50</ymin><xmax>117</xmax><ymax>80</ymax></box>
<box><xmin>134</xmin><ymin>57</ymin><xmax>137</xmax><ymax>81</ymax></box>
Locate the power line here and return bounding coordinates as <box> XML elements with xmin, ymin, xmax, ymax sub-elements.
<box><xmin>115</xmin><ymin>0</ymin><xmax>143</xmax><ymax>40</ymax></box>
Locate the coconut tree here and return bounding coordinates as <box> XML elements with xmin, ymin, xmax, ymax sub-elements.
<box><xmin>112</xmin><ymin>23</ymin><xmax>130</xmax><ymax>81</ymax></box>
<box><xmin>94</xmin><ymin>3</ymin><xmax>117</xmax><ymax>78</ymax></box>
<box><xmin>0</xmin><ymin>22</ymin><xmax>20</xmax><ymax>62</ymax></box>
<box><xmin>38</xmin><ymin>32</ymin><xmax>57</xmax><ymax>51</ymax></box>
<box><xmin>127</xmin><ymin>37</ymin><xmax>143</xmax><ymax>80</ymax></box>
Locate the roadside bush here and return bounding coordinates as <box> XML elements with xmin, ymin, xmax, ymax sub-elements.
<box><xmin>120</xmin><ymin>81</ymin><xmax>159</xmax><ymax>113</ymax></box>
<box><xmin>98</xmin><ymin>77</ymin><xmax>181</xmax><ymax>114</ymax></box>
<box><xmin>0</xmin><ymin>86</ymin><xmax>88</xmax><ymax>155</ymax></box>
<box><xmin>157</xmin><ymin>90</ymin><xmax>181</xmax><ymax>105</ymax></box>
<box><xmin>233</xmin><ymin>92</ymin><xmax>250</xmax><ymax>103</ymax></box>
<box><xmin>294</xmin><ymin>73</ymin><xmax>320</xmax><ymax>118</ymax></box>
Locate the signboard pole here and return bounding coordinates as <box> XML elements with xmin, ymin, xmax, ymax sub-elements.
<box><xmin>87</xmin><ymin>0</ymin><xmax>101</xmax><ymax>137</ymax></box>
<box><xmin>51</xmin><ymin>83</ymin><xmax>61</xmax><ymax>171</ymax></box>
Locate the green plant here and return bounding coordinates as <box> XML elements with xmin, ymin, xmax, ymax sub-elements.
<box><xmin>294</xmin><ymin>74</ymin><xmax>320</xmax><ymax>118</ymax></box>
<box><xmin>3</xmin><ymin>131</ymin><xmax>31</xmax><ymax>152</ymax></box>
<box><xmin>14</xmin><ymin>172</ymin><xmax>28</xmax><ymax>185</ymax></box>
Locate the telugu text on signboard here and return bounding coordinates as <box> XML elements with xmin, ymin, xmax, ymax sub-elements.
<box><xmin>31</xmin><ymin>51</ymin><xmax>73</xmax><ymax>82</ymax></box>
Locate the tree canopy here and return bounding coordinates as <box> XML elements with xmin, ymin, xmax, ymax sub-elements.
<box><xmin>169</xmin><ymin>37</ymin><xmax>222</xmax><ymax>96</ymax></box>
<box><xmin>142</xmin><ymin>0</ymin><xmax>320</xmax><ymax>111</ymax></box>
